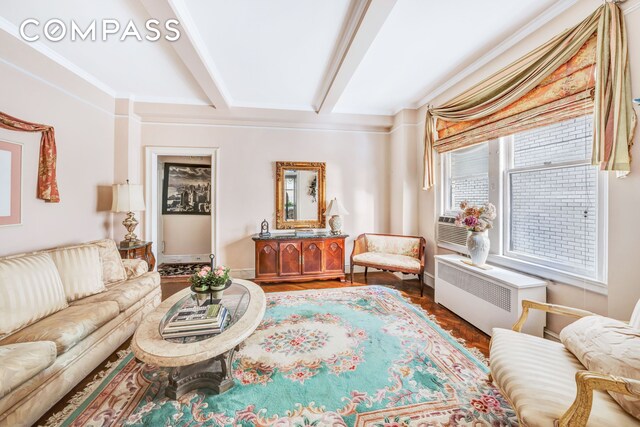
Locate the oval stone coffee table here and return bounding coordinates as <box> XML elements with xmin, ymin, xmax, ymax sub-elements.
<box><xmin>132</xmin><ymin>279</ymin><xmax>266</xmax><ymax>399</ymax></box>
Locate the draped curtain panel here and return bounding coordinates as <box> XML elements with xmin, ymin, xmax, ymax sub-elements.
<box><xmin>0</xmin><ymin>112</ymin><xmax>60</xmax><ymax>203</ymax></box>
<box><xmin>423</xmin><ymin>2</ymin><xmax>636</xmax><ymax>189</ymax></box>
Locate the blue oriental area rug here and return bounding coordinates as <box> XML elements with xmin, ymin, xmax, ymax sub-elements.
<box><xmin>46</xmin><ymin>286</ymin><xmax>517</xmax><ymax>426</ymax></box>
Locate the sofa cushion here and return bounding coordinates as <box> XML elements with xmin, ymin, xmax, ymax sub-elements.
<box><xmin>0</xmin><ymin>341</ymin><xmax>56</xmax><ymax>398</ymax></box>
<box><xmin>122</xmin><ymin>258</ymin><xmax>149</xmax><ymax>280</ymax></box>
<box><xmin>0</xmin><ymin>302</ymin><xmax>119</xmax><ymax>354</ymax></box>
<box><xmin>490</xmin><ymin>328</ymin><xmax>638</xmax><ymax>426</ymax></box>
<box><xmin>70</xmin><ymin>272</ymin><xmax>160</xmax><ymax>312</ymax></box>
<box><xmin>365</xmin><ymin>235</ymin><xmax>420</xmax><ymax>258</ymax></box>
<box><xmin>0</xmin><ymin>253</ymin><xmax>68</xmax><ymax>336</ymax></box>
<box><xmin>352</xmin><ymin>252</ymin><xmax>421</xmax><ymax>272</ymax></box>
<box><xmin>0</xmin><ymin>341</ymin><xmax>57</xmax><ymax>399</ymax></box>
<box><xmin>560</xmin><ymin>315</ymin><xmax>640</xmax><ymax>420</ymax></box>
<box><xmin>90</xmin><ymin>239</ymin><xmax>127</xmax><ymax>286</ymax></box>
<box><xmin>49</xmin><ymin>246</ymin><xmax>106</xmax><ymax>302</ymax></box>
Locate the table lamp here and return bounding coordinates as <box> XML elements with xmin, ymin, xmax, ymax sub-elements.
<box><xmin>111</xmin><ymin>180</ymin><xmax>146</xmax><ymax>247</ymax></box>
<box><xmin>326</xmin><ymin>198</ymin><xmax>349</xmax><ymax>235</ymax></box>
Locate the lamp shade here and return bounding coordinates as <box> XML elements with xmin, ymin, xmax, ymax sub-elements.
<box><xmin>326</xmin><ymin>198</ymin><xmax>349</xmax><ymax>216</ymax></box>
<box><xmin>111</xmin><ymin>182</ymin><xmax>145</xmax><ymax>212</ymax></box>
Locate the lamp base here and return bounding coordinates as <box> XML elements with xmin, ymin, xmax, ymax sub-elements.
<box><xmin>121</xmin><ymin>212</ymin><xmax>140</xmax><ymax>247</ymax></box>
<box><xmin>118</xmin><ymin>239</ymin><xmax>142</xmax><ymax>248</ymax></box>
<box><xmin>328</xmin><ymin>215</ymin><xmax>342</xmax><ymax>235</ymax></box>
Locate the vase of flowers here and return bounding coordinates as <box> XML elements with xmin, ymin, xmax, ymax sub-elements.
<box><xmin>190</xmin><ymin>264</ymin><xmax>231</xmax><ymax>303</ymax></box>
<box><xmin>455</xmin><ymin>201</ymin><xmax>497</xmax><ymax>266</ymax></box>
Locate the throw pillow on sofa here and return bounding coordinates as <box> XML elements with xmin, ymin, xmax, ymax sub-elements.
<box><xmin>90</xmin><ymin>239</ymin><xmax>127</xmax><ymax>286</ymax></box>
<box><xmin>560</xmin><ymin>315</ymin><xmax>640</xmax><ymax>420</ymax></box>
<box><xmin>49</xmin><ymin>246</ymin><xmax>106</xmax><ymax>301</ymax></box>
<box><xmin>0</xmin><ymin>253</ymin><xmax>68</xmax><ymax>336</ymax></box>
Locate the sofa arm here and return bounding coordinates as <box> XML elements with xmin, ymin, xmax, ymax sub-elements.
<box><xmin>350</xmin><ymin>234</ymin><xmax>367</xmax><ymax>260</ymax></box>
<box><xmin>122</xmin><ymin>259</ymin><xmax>149</xmax><ymax>279</ymax></box>
<box><xmin>512</xmin><ymin>300</ymin><xmax>594</xmax><ymax>332</ymax></box>
<box><xmin>558</xmin><ymin>371</ymin><xmax>640</xmax><ymax>427</ymax></box>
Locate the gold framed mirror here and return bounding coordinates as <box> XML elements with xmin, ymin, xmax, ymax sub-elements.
<box><xmin>275</xmin><ymin>162</ymin><xmax>326</xmax><ymax>229</ymax></box>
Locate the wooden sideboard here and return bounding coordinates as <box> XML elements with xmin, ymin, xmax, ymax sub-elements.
<box><xmin>252</xmin><ymin>234</ymin><xmax>347</xmax><ymax>284</ymax></box>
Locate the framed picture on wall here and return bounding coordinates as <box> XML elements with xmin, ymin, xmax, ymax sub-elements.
<box><xmin>162</xmin><ymin>163</ymin><xmax>212</xmax><ymax>215</ymax></box>
<box><xmin>0</xmin><ymin>140</ymin><xmax>22</xmax><ymax>227</ymax></box>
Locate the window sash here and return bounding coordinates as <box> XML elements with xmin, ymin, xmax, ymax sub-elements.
<box><xmin>502</xmin><ymin>137</ymin><xmax>603</xmax><ymax>281</ymax></box>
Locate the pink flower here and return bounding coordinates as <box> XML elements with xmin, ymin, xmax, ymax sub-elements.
<box><xmin>202</xmin><ymin>266</ymin><xmax>211</xmax><ymax>272</ymax></box>
<box><xmin>198</xmin><ymin>270</ymin><xmax>208</xmax><ymax>277</ymax></box>
<box><xmin>464</xmin><ymin>216</ymin><xmax>478</xmax><ymax>228</ymax></box>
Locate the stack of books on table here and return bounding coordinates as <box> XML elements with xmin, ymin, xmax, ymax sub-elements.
<box><xmin>161</xmin><ymin>304</ymin><xmax>228</xmax><ymax>339</ymax></box>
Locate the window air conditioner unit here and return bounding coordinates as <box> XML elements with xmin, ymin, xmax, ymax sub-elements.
<box><xmin>436</xmin><ymin>215</ymin><xmax>468</xmax><ymax>254</ymax></box>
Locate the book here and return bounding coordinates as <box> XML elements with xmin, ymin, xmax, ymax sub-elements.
<box><xmin>164</xmin><ymin>307</ymin><xmax>227</xmax><ymax>331</ymax></box>
<box><xmin>161</xmin><ymin>309</ymin><xmax>229</xmax><ymax>339</ymax></box>
<box><xmin>168</xmin><ymin>304</ymin><xmax>222</xmax><ymax>326</ymax></box>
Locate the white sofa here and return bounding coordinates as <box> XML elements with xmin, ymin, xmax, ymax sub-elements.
<box><xmin>0</xmin><ymin>239</ymin><xmax>161</xmax><ymax>427</ymax></box>
<box><xmin>490</xmin><ymin>299</ymin><xmax>640</xmax><ymax>427</ymax></box>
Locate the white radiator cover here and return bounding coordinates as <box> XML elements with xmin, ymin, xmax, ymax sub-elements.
<box><xmin>435</xmin><ymin>254</ymin><xmax>547</xmax><ymax>337</ymax></box>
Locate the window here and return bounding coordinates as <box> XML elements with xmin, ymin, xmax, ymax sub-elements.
<box><xmin>284</xmin><ymin>174</ymin><xmax>297</xmax><ymax>220</ymax></box>
<box><xmin>440</xmin><ymin>116</ymin><xmax>605</xmax><ymax>284</ymax></box>
<box><xmin>445</xmin><ymin>144</ymin><xmax>489</xmax><ymax>214</ymax></box>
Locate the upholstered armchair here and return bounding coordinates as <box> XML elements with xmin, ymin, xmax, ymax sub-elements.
<box><xmin>350</xmin><ymin>233</ymin><xmax>426</xmax><ymax>296</ymax></box>
<box><xmin>490</xmin><ymin>299</ymin><xmax>640</xmax><ymax>427</ymax></box>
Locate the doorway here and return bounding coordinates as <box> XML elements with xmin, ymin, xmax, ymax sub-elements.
<box><xmin>145</xmin><ymin>147</ymin><xmax>218</xmax><ymax>267</ymax></box>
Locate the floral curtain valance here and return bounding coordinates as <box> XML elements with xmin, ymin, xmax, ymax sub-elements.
<box><xmin>435</xmin><ymin>35</ymin><xmax>596</xmax><ymax>151</ymax></box>
<box><xmin>0</xmin><ymin>112</ymin><xmax>60</xmax><ymax>202</ymax></box>
<box><xmin>423</xmin><ymin>2</ymin><xmax>636</xmax><ymax>189</ymax></box>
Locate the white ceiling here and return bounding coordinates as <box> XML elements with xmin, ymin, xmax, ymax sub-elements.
<box><xmin>1</xmin><ymin>0</ymin><xmax>565</xmax><ymax>115</ymax></box>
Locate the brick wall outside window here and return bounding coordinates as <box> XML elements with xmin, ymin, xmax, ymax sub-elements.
<box><xmin>509</xmin><ymin>116</ymin><xmax>597</xmax><ymax>274</ymax></box>
<box><xmin>451</xmin><ymin>173</ymin><xmax>489</xmax><ymax>210</ymax></box>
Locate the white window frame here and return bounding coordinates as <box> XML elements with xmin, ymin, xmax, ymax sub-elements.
<box><xmin>438</xmin><ymin>131</ymin><xmax>608</xmax><ymax>294</ymax></box>
<box><xmin>498</xmin><ymin>136</ymin><xmax>607</xmax><ymax>291</ymax></box>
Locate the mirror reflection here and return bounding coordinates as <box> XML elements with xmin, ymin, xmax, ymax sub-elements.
<box><xmin>284</xmin><ymin>169</ymin><xmax>318</xmax><ymax>221</ymax></box>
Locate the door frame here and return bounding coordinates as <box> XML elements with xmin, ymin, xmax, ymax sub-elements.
<box><xmin>145</xmin><ymin>146</ymin><xmax>219</xmax><ymax>267</ymax></box>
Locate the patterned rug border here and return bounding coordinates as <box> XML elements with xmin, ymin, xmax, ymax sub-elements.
<box><xmin>42</xmin><ymin>285</ymin><xmax>490</xmax><ymax>426</ymax></box>
<box><xmin>41</xmin><ymin>349</ymin><xmax>133</xmax><ymax>427</ymax></box>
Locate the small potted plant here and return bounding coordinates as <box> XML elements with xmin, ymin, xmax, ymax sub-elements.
<box><xmin>190</xmin><ymin>264</ymin><xmax>231</xmax><ymax>302</ymax></box>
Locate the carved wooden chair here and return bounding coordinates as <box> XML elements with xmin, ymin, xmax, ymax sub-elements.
<box><xmin>349</xmin><ymin>233</ymin><xmax>426</xmax><ymax>296</ymax></box>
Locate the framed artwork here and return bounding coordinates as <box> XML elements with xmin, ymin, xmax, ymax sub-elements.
<box><xmin>162</xmin><ymin>163</ymin><xmax>212</xmax><ymax>215</ymax></box>
<box><xmin>0</xmin><ymin>141</ymin><xmax>22</xmax><ymax>226</ymax></box>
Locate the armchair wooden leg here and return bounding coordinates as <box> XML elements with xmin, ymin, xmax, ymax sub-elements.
<box><xmin>364</xmin><ymin>267</ymin><xmax>368</xmax><ymax>279</ymax></box>
<box><xmin>419</xmin><ymin>273</ymin><xmax>424</xmax><ymax>297</ymax></box>
<box><xmin>350</xmin><ymin>264</ymin><xmax>354</xmax><ymax>283</ymax></box>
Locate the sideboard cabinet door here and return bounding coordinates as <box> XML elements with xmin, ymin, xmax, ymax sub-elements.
<box><xmin>302</xmin><ymin>241</ymin><xmax>324</xmax><ymax>275</ymax></box>
<box><xmin>256</xmin><ymin>241</ymin><xmax>278</xmax><ymax>278</ymax></box>
<box><xmin>324</xmin><ymin>239</ymin><xmax>344</xmax><ymax>272</ymax></box>
<box><xmin>279</xmin><ymin>241</ymin><xmax>302</xmax><ymax>276</ymax></box>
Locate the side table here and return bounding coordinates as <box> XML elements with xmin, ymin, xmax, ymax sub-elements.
<box><xmin>117</xmin><ymin>241</ymin><xmax>156</xmax><ymax>271</ymax></box>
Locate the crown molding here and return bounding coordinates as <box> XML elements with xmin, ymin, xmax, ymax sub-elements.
<box><xmin>134</xmin><ymin>102</ymin><xmax>393</xmax><ymax>133</ymax></box>
<box><xmin>622</xmin><ymin>0</ymin><xmax>640</xmax><ymax>14</ymax></box>
<box><xmin>413</xmin><ymin>0</ymin><xmax>580</xmax><ymax>109</ymax></box>
<box><xmin>0</xmin><ymin>16</ymin><xmax>116</xmax><ymax>101</ymax></box>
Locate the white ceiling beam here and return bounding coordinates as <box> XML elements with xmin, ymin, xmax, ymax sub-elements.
<box><xmin>315</xmin><ymin>0</ymin><xmax>397</xmax><ymax>114</ymax></box>
<box><xmin>139</xmin><ymin>0</ymin><xmax>230</xmax><ymax>110</ymax></box>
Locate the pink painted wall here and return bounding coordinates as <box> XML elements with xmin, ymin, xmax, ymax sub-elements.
<box><xmin>141</xmin><ymin>123</ymin><xmax>390</xmax><ymax>273</ymax></box>
<box><xmin>0</xmin><ymin>61</ymin><xmax>115</xmax><ymax>256</ymax></box>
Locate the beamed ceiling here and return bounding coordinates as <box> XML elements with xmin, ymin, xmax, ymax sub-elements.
<box><xmin>1</xmin><ymin>0</ymin><xmax>577</xmax><ymax>117</ymax></box>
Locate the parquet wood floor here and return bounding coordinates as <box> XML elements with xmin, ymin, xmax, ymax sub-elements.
<box><xmin>37</xmin><ymin>272</ymin><xmax>489</xmax><ymax>425</ymax></box>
